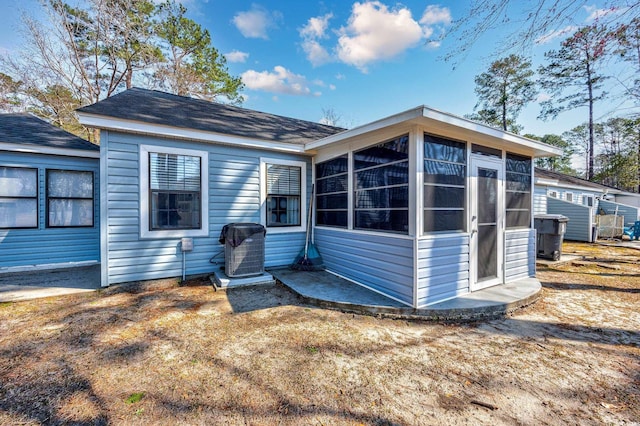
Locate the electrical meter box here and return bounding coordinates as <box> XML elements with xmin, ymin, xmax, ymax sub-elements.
<box><xmin>181</xmin><ymin>237</ymin><xmax>193</xmax><ymax>252</ymax></box>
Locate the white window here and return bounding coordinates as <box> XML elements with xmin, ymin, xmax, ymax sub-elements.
<box><xmin>565</xmin><ymin>192</ymin><xmax>573</xmax><ymax>202</ymax></box>
<box><xmin>46</xmin><ymin>169</ymin><xmax>94</xmax><ymax>227</ymax></box>
<box><xmin>0</xmin><ymin>166</ymin><xmax>38</xmax><ymax>229</ymax></box>
<box><xmin>583</xmin><ymin>195</ymin><xmax>594</xmax><ymax>207</ymax></box>
<box><xmin>548</xmin><ymin>190</ymin><xmax>558</xmax><ymax>198</ymax></box>
<box><xmin>140</xmin><ymin>145</ymin><xmax>209</xmax><ymax>239</ymax></box>
<box><xmin>261</xmin><ymin>158</ymin><xmax>306</xmax><ymax>233</ymax></box>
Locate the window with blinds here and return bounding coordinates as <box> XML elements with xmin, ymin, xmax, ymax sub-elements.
<box><xmin>266</xmin><ymin>164</ymin><xmax>301</xmax><ymax>227</ymax></box>
<box><xmin>46</xmin><ymin>170</ymin><xmax>94</xmax><ymax>227</ymax></box>
<box><xmin>0</xmin><ymin>166</ymin><xmax>38</xmax><ymax>229</ymax></box>
<box><xmin>149</xmin><ymin>152</ymin><xmax>201</xmax><ymax>230</ymax></box>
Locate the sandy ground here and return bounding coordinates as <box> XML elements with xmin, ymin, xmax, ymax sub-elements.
<box><xmin>0</xmin><ymin>242</ymin><xmax>638</xmax><ymax>425</ymax></box>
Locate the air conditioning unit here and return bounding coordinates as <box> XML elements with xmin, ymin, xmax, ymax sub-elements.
<box><xmin>220</xmin><ymin>223</ymin><xmax>266</xmax><ymax>278</ymax></box>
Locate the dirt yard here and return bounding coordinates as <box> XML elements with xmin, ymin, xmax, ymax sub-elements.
<box><xmin>0</xmin><ymin>242</ymin><xmax>638</xmax><ymax>425</ymax></box>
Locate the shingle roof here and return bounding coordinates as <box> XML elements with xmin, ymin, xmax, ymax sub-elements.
<box><xmin>0</xmin><ymin>113</ymin><xmax>98</xmax><ymax>151</ymax></box>
<box><xmin>77</xmin><ymin>88</ymin><xmax>344</xmax><ymax>145</ymax></box>
<box><xmin>535</xmin><ymin>167</ymin><xmax>616</xmax><ymax>192</ymax></box>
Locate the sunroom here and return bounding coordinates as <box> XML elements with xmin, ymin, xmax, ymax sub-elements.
<box><xmin>307</xmin><ymin>106</ymin><xmax>561</xmax><ymax>308</ymax></box>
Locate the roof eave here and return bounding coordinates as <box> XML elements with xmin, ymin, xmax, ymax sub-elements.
<box><xmin>306</xmin><ymin>106</ymin><xmax>564</xmax><ymax>158</ymax></box>
<box><xmin>0</xmin><ymin>141</ymin><xmax>100</xmax><ymax>158</ymax></box>
<box><xmin>77</xmin><ymin>112</ymin><xmax>310</xmax><ymax>154</ymax></box>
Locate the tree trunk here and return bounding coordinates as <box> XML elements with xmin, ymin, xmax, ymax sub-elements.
<box><xmin>501</xmin><ymin>82</ymin><xmax>507</xmax><ymax>131</ymax></box>
<box><xmin>586</xmin><ymin>50</ymin><xmax>595</xmax><ymax>181</ymax></box>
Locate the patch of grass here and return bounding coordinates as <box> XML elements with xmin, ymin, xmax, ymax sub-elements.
<box><xmin>305</xmin><ymin>345</ymin><xmax>319</xmax><ymax>354</ymax></box>
<box><xmin>125</xmin><ymin>392</ymin><xmax>145</xmax><ymax>404</ymax></box>
<box><xmin>0</xmin><ymin>302</ymin><xmax>13</xmax><ymax>309</ymax></box>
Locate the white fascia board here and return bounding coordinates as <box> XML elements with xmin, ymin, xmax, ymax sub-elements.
<box><xmin>0</xmin><ymin>141</ymin><xmax>100</xmax><ymax>158</ymax></box>
<box><xmin>537</xmin><ymin>180</ymin><xmax>609</xmax><ymax>194</ymax></box>
<box><xmin>307</xmin><ymin>105</ymin><xmax>564</xmax><ymax>158</ymax></box>
<box><xmin>305</xmin><ymin>107</ymin><xmax>424</xmax><ymax>150</ymax></box>
<box><xmin>534</xmin><ymin>178</ymin><xmax>559</xmax><ymax>186</ymax></box>
<box><xmin>419</xmin><ymin>107</ymin><xmax>563</xmax><ymax>157</ymax></box>
<box><xmin>77</xmin><ymin>112</ymin><xmax>308</xmax><ymax>154</ymax></box>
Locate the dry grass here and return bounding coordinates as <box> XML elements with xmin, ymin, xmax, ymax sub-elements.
<box><xmin>0</xmin><ymin>242</ymin><xmax>639</xmax><ymax>425</ymax></box>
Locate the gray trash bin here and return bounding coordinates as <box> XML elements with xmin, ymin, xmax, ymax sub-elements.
<box><xmin>534</xmin><ymin>214</ymin><xmax>569</xmax><ymax>261</ymax></box>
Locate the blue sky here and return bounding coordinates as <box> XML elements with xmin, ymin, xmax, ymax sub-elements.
<box><xmin>0</xmin><ymin>0</ymin><xmax>634</xmax><ymax>137</ymax></box>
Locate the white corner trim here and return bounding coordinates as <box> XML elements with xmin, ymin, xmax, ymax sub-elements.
<box><xmin>78</xmin><ymin>113</ymin><xmax>307</xmax><ymax>154</ymax></box>
<box><xmin>139</xmin><ymin>144</ymin><xmax>209</xmax><ymax>239</ymax></box>
<box><xmin>0</xmin><ymin>142</ymin><xmax>100</xmax><ymax>158</ymax></box>
<box><xmin>260</xmin><ymin>157</ymin><xmax>307</xmax><ymax>234</ymax></box>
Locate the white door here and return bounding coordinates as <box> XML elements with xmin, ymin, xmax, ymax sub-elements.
<box><xmin>470</xmin><ymin>156</ymin><xmax>504</xmax><ymax>291</ymax></box>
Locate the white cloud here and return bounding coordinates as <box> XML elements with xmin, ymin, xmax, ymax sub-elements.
<box><xmin>224</xmin><ymin>50</ymin><xmax>249</xmax><ymax>63</ymax></box>
<box><xmin>584</xmin><ymin>5</ymin><xmax>627</xmax><ymax>22</ymax></box>
<box><xmin>336</xmin><ymin>2</ymin><xmax>423</xmax><ymax>71</ymax></box>
<box><xmin>329</xmin><ymin>84</ymin><xmax>336</xmax><ymax>90</ymax></box>
<box><xmin>299</xmin><ymin>14</ymin><xmax>333</xmax><ymax>66</ymax></box>
<box><xmin>335</xmin><ymin>2</ymin><xmax>451</xmax><ymax>72</ymax></box>
<box><xmin>420</xmin><ymin>5</ymin><xmax>452</xmax><ymax>26</ymax></box>
<box><xmin>535</xmin><ymin>25</ymin><xmax>578</xmax><ymax>44</ymax></box>
<box><xmin>335</xmin><ymin>73</ymin><xmax>346</xmax><ymax>80</ymax></box>
<box><xmin>420</xmin><ymin>5</ymin><xmax>452</xmax><ymax>39</ymax></box>
<box><xmin>301</xmin><ymin>40</ymin><xmax>332</xmax><ymax>67</ymax></box>
<box><xmin>232</xmin><ymin>5</ymin><xmax>281</xmax><ymax>39</ymax></box>
<box><xmin>241</xmin><ymin>66</ymin><xmax>321</xmax><ymax>97</ymax></box>
<box><xmin>300</xmin><ymin>13</ymin><xmax>332</xmax><ymax>39</ymax></box>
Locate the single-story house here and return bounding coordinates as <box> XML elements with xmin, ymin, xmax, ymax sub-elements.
<box><xmin>534</xmin><ymin>168</ymin><xmax>640</xmax><ymax>242</ymax></box>
<box><xmin>77</xmin><ymin>88</ymin><xmax>561</xmax><ymax>308</ymax></box>
<box><xmin>0</xmin><ymin>113</ymin><xmax>100</xmax><ymax>271</ymax></box>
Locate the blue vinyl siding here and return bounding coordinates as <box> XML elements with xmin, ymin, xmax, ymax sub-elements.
<box><xmin>0</xmin><ymin>151</ymin><xmax>100</xmax><ymax>268</ymax></box>
<box><xmin>102</xmin><ymin>131</ymin><xmax>309</xmax><ymax>285</ymax></box>
<box><xmin>417</xmin><ymin>235</ymin><xmax>469</xmax><ymax>307</ymax></box>
<box><xmin>598</xmin><ymin>200</ymin><xmax>640</xmax><ymax>225</ymax></box>
<box><xmin>547</xmin><ymin>197</ymin><xmax>593</xmax><ymax>242</ymax></box>
<box><xmin>314</xmin><ymin>227</ymin><xmax>414</xmax><ymax>306</ymax></box>
<box><xmin>505</xmin><ymin>229</ymin><xmax>535</xmax><ymax>281</ymax></box>
<box><xmin>533</xmin><ymin>186</ymin><xmax>547</xmax><ymax>215</ymax></box>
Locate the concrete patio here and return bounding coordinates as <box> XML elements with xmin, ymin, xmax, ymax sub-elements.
<box><xmin>269</xmin><ymin>268</ymin><xmax>541</xmax><ymax>321</ymax></box>
<box><xmin>0</xmin><ymin>264</ymin><xmax>100</xmax><ymax>302</ymax></box>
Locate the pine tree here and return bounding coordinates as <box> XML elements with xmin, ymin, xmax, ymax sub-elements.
<box><xmin>472</xmin><ymin>54</ymin><xmax>536</xmax><ymax>132</ymax></box>
<box><xmin>538</xmin><ymin>25</ymin><xmax>613</xmax><ymax>180</ymax></box>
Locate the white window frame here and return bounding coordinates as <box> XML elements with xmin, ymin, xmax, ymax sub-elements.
<box><xmin>583</xmin><ymin>194</ymin><xmax>594</xmax><ymax>207</ymax></box>
<box><xmin>140</xmin><ymin>145</ymin><xmax>209</xmax><ymax>239</ymax></box>
<box><xmin>548</xmin><ymin>190</ymin><xmax>558</xmax><ymax>198</ymax></box>
<box><xmin>260</xmin><ymin>157</ymin><xmax>307</xmax><ymax>234</ymax></box>
<box><xmin>565</xmin><ymin>192</ymin><xmax>573</xmax><ymax>202</ymax></box>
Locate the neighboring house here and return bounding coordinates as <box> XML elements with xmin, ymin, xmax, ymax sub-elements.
<box><xmin>0</xmin><ymin>113</ymin><xmax>100</xmax><ymax>270</ymax></box>
<box><xmin>534</xmin><ymin>167</ymin><xmax>640</xmax><ymax>242</ymax></box>
<box><xmin>78</xmin><ymin>88</ymin><xmax>561</xmax><ymax>308</ymax></box>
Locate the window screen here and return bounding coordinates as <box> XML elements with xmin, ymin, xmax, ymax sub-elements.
<box><xmin>47</xmin><ymin>170</ymin><xmax>94</xmax><ymax>227</ymax></box>
<box><xmin>0</xmin><ymin>167</ymin><xmax>38</xmax><ymax>229</ymax></box>
<box><xmin>506</xmin><ymin>153</ymin><xmax>532</xmax><ymax>228</ymax></box>
<box><xmin>316</xmin><ymin>155</ymin><xmax>348</xmax><ymax>227</ymax></box>
<box><xmin>266</xmin><ymin>164</ymin><xmax>301</xmax><ymax>227</ymax></box>
<box><xmin>149</xmin><ymin>153</ymin><xmax>201</xmax><ymax>230</ymax></box>
<box><xmin>353</xmin><ymin>135</ymin><xmax>409</xmax><ymax>233</ymax></box>
<box><xmin>423</xmin><ymin>134</ymin><xmax>467</xmax><ymax>233</ymax></box>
